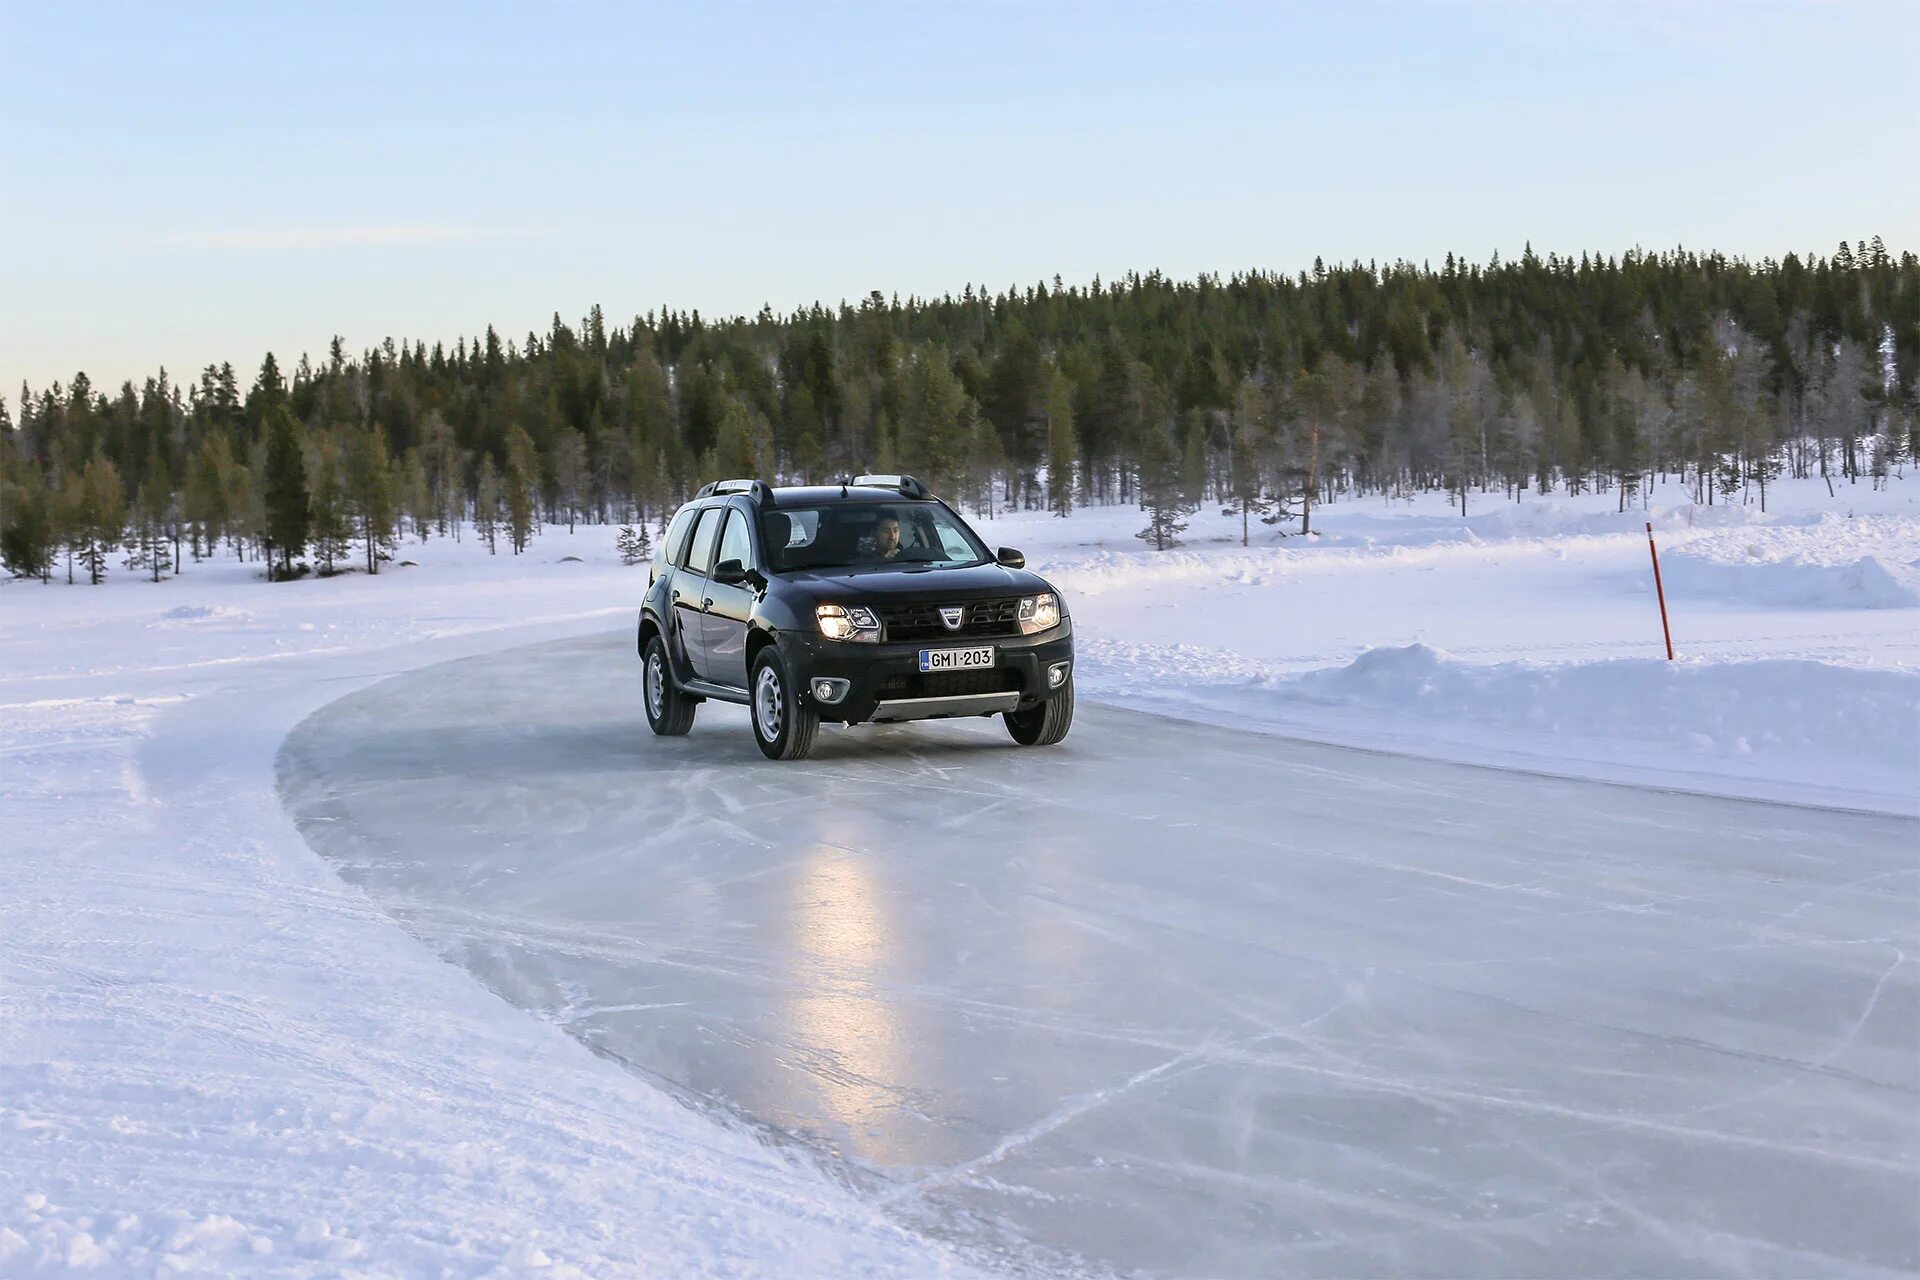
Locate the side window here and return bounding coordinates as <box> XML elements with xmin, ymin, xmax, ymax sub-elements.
<box><xmin>716</xmin><ymin>508</ymin><xmax>754</xmax><ymax>570</ymax></box>
<box><xmin>684</xmin><ymin>508</ymin><xmax>722</xmax><ymax>573</ymax></box>
<box><xmin>657</xmin><ymin>506</ymin><xmax>696</xmax><ymax>575</ymax></box>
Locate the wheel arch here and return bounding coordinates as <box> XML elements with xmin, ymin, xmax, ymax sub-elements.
<box><xmin>745</xmin><ymin>625</ymin><xmax>778</xmax><ymax>676</ymax></box>
<box><xmin>637</xmin><ymin>609</ymin><xmax>665</xmax><ymax>656</ymax></box>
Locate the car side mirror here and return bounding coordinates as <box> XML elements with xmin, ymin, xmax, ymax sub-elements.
<box><xmin>711</xmin><ymin>558</ymin><xmax>749</xmax><ymax>586</ymax></box>
<box><xmin>996</xmin><ymin>546</ymin><xmax>1025</xmax><ymax>569</ymax></box>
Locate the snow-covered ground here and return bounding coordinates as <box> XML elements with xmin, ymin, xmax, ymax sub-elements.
<box><xmin>985</xmin><ymin>476</ymin><xmax>1920</xmax><ymax>815</ymax></box>
<box><xmin>2</xmin><ymin>472</ymin><xmax>1915</xmax><ymax>1275</ymax></box>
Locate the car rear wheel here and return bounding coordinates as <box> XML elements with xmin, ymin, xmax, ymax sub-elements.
<box><xmin>643</xmin><ymin>635</ymin><xmax>697</xmax><ymax>736</ymax></box>
<box><xmin>751</xmin><ymin>649</ymin><xmax>819</xmax><ymax>761</ymax></box>
<box><xmin>1004</xmin><ymin>675</ymin><xmax>1074</xmax><ymax>747</ymax></box>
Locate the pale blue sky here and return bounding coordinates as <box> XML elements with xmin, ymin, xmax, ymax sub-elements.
<box><xmin>2</xmin><ymin>0</ymin><xmax>1914</xmax><ymax>398</ymax></box>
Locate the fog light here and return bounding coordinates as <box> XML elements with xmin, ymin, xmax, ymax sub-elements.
<box><xmin>811</xmin><ymin>677</ymin><xmax>850</xmax><ymax>704</ymax></box>
<box><xmin>1047</xmin><ymin>661</ymin><xmax>1070</xmax><ymax>689</ymax></box>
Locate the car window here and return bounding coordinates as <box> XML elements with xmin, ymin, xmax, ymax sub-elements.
<box><xmin>716</xmin><ymin>508</ymin><xmax>754</xmax><ymax>570</ymax></box>
<box><xmin>657</xmin><ymin>506</ymin><xmax>696</xmax><ymax>575</ymax></box>
<box><xmin>759</xmin><ymin>502</ymin><xmax>988</xmax><ymax>573</ymax></box>
<box><xmin>933</xmin><ymin>520</ymin><xmax>975</xmax><ymax>560</ymax></box>
<box><xmin>683</xmin><ymin>508</ymin><xmax>722</xmax><ymax>573</ymax></box>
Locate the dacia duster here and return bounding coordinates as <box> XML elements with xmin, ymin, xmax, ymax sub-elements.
<box><xmin>637</xmin><ymin>476</ymin><xmax>1074</xmax><ymax>760</ymax></box>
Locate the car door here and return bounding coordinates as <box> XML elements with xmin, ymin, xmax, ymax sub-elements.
<box><xmin>700</xmin><ymin>505</ymin><xmax>757</xmax><ymax>690</ymax></box>
<box><xmin>673</xmin><ymin>506</ymin><xmax>723</xmax><ymax>680</ymax></box>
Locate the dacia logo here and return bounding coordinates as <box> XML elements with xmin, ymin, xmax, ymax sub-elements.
<box><xmin>938</xmin><ymin>605</ymin><xmax>965</xmax><ymax>630</ymax></box>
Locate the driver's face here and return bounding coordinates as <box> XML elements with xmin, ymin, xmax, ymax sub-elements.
<box><xmin>875</xmin><ymin>518</ymin><xmax>900</xmax><ymax>553</ymax></box>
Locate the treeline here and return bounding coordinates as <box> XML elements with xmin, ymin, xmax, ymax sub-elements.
<box><xmin>2</xmin><ymin>239</ymin><xmax>1915</xmax><ymax>581</ymax></box>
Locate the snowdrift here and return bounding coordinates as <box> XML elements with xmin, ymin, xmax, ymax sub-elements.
<box><xmin>1078</xmin><ymin>639</ymin><xmax>1920</xmax><ymax>814</ymax></box>
<box><xmin>1291</xmin><ymin>644</ymin><xmax>1919</xmax><ymax>771</ymax></box>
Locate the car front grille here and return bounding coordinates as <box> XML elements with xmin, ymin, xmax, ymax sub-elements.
<box><xmin>874</xmin><ymin>598</ymin><xmax>1022</xmax><ymax>642</ymax></box>
<box><xmin>876</xmin><ymin>668</ymin><xmax>1023</xmax><ymax>700</ymax></box>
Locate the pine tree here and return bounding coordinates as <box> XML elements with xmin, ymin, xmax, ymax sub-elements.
<box><xmin>1289</xmin><ymin>370</ymin><xmax>1336</xmax><ymax>534</ymax></box>
<box><xmin>475</xmin><ymin>454</ymin><xmax>502</xmax><ymax>554</ymax></box>
<box><xmin>74</xmin><ymin>452</ymin><xmax>125</xmax><ymax>584</ymax></box>
<box><xmin>1135</xmin><ymin>419</ymin><xmax>1190</xmax><ymax>551</ymax></box>
<box><xmin>1224</xmin><ymin>380</ymin><xmax>1272</xmax><ymax>545</ymax></box>
<box><xmin>0</xmin><ymin>476</ymin><xmax>55</xmax><ymax>581</ymax></box>
<box><xmin>262</xmin><ymin>408</ymin><xmax>309</xmax><ymax>579</ymax></box>
<box><xmin>306</xmin><ymin>432</ymin><xmax>351</xmax><ymax>575</ymax></box>
<box><xmin>1180</xmin><ymin>408</ymin><xmax>1208</xmax><ymax>511</ymax></box>
<box><xmin>1045</xmin><ymin>368</ymin><xmax>1076</xmax><ymax>517</ymax></box>
<box><xmin>126</xmin><ymin>475</ymin><xmax>174</xmax><ymax>582</ymax></box>
<box><xmin>184</xmin><ymin>432</ymin><xmax>234</xmax><ymax>561</ymax></box>
<box><xmin>550</xmin><ymin>429</ymin><xmax>588</xmax><ymax>532</ymax></box>
<box><xmin>502</xmin><ymin>426</ymin><xmax>539</xmax><ymax>554</ymax></box>
<box><xmin>710</xmin><ymin>394</ymin><xmax>771</xmax><ymax>481</ymax></box>
<box><xmin>345</xmin><ymin>423</ymin><xmax>397</xmax><ymax>574</ymax></box>
<box><xmin>398</xmin><ymin>449</ymin><xmax>432</xmax><ymax>543</ymax></box>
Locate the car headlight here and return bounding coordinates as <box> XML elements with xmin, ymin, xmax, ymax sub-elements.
<box><xmin>1017</xmin><ymin>592</ymin><xmax>1060</xmax><ymax>634</ymax></box>
<box><xmin>817</xmin><ymin>603</ymin><xmax>881</xmax><ymax>642</ymax></box>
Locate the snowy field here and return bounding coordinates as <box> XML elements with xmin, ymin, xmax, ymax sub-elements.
<box><xmin>2</xmin><ymin>473</ymin><xmax>1916</xmax><ymax>1275</ymax></box>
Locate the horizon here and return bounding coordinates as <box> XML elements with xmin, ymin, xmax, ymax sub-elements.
<box><xmin>10</xmin><ymin>239</ymin><xmax>1905</xmax><ymax>401</ymax></box>
<box><xmin>4</xmin><ymin>0</ymin><xmax>1917</xmax><ymax>399</ymax></box>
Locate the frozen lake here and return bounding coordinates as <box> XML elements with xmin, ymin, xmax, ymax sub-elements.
<box><xmin>280</xmin><ymin>631</ymin><xmax>1919</xmax><ymax>1278</ymax></box>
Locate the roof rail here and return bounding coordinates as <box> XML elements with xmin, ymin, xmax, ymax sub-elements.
<box><xmin>851</xmin><ymin>473</ymin><xmax>930</xmax><ymax>500</ymax></box>
<box><xmin>696</xmin><ymin>478</ymin><xmax>776</xmax><ymax>505</ymax></box>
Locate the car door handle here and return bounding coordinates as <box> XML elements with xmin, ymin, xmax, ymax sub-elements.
<box><xmin>703</xmin><ymin>598</ymin><xmax>714</xmax><ymax>608</ymax></box>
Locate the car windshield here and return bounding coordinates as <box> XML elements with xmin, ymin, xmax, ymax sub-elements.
<box><xmin>759</xmin><ymin>502</ymin><xmax>990</xmax><ymax>573</ymax></box>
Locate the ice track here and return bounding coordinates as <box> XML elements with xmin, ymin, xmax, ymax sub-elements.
<box><xmin>279</xmin><ymin>631</ymin><xmax>1919</xmax><ymax>1278</ymax></box>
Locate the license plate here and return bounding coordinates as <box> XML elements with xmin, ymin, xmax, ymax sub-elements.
<box><xmin>919</xmin><ymin>646</ymin><xmax>994</xmax><ymax>672</ymax></box>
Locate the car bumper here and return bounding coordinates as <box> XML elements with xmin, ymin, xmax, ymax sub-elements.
<box><xmin>785</xmin><ymin>620</ymin><xmax>1075</xmax><ymax>724</ymax></box>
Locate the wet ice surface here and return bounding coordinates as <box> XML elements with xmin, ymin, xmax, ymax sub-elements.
<box><xmin>280</xmin><ymin>632</ymin><xmax>1920</xmax><ymax>1279</ymax></box>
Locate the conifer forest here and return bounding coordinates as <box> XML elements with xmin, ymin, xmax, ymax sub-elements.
<box><xmin>3</xmin><ymin>240</ymin><xmax>1913</xmax><ymax>583</ymax></box>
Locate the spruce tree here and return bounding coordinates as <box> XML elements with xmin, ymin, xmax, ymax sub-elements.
<box><xmin>1135</xmin><ymin>420</ymin><xmax>1189</xmax><ymax>551</ymax></box>
<box><xmin>399</xmin><ymin>450</ymin><xmax>432</xmax><ymax>542</ymax></box>
<box><xmin>550</xmin><ymin>429</ymin><xmax>588</xmax><ymax>532</ymax></box>
<box><xmin>0</xmin><ymin>477</ymin><xmax>55</xmax><ymax>581</ymax></box>
<box><xmin>475</xmin><ymin>454</ymin><xmax>502</xmax><ymax>554</ymax></box>
<box><xmin>74</xmin><ymin>452</ymin><xmax>125</xmax><ymax>584</ymax></box>
<box><xmin>345</xmin><ymin>424</ymin><xmax>397</xmax><ymax>574</ymax></box>
<box><xmin>1045</xmin><ymin>368</ymin><xmax>1076</xmax><ymax>517</ymax></box>
<box><xmin>1180</xmin><ymin>408</ymin><xmax>1209</xmax><ymax>511</ymax></box>
<box><xmin>503</xmin><ymin>426</ymin><xmax>539</xmax><ymax>554</ymax></box>
<box><xmin>184</xmin><ymin>433</ymin><xmax>233</xmax><ymax>561</ymax></box>
<box><xmin>262</xmin><ymin>408</ymin><xmax>309</xmax><ymax>579</ymax></box>
<box><xmin>306</xmin><ymin>432</ymin><xmax>351</xmax><ymax>575</ymax></box>
<box><xmin>1224</xmin><ymin>381</ymin><xmax>1272</xmax><ymax>545</ymax></box>
<box><xmin>616</xmin><ymin>523</ymin><xmax>651</xmax><ymax>565</ymax></box>
<box><xmin>127</xmin><ymin>475</ymin><xmax>174</xmax><ymax>582</ymax></box>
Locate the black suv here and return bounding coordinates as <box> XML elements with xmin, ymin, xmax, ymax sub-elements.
<box><xmin>637</xmin><ymin>475</ymin><xmax>1074</xmax><ymax>760</ymax></box>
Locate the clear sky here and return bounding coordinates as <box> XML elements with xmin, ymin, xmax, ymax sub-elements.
<box><xmin>3</xmin><ymin>0</ymin><xmax>1914</xmax><ymax>400</ymax></box>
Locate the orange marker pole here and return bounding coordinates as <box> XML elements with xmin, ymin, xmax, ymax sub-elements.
<box><xmin>1646</xmin><ymin>521</ymin><xmax>1674</xmax><ymax>661</ymax></box>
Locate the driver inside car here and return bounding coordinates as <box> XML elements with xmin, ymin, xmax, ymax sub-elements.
<box><xmin>870</xmin><ymin>511</ymin><xmax>904</xmax><ymax>561</ymax></box>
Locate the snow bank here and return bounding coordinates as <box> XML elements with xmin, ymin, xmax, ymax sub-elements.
<box><xmin>1659</xmin><ymin>516</ymin><xmax>1920</xmax><ymax>610</ymax></box>
<box><xmin>1662</xmin><ymin>549</ymin><xmax>1920</xmax><ymax>609</ymax></box>
<box><xmin>1077</xmin><ymin>640</ymin><xmax>1920</xmax><ymax>815</ymax></box>
<box><xmin>1294</xmin><ymin>643</ymin><xmax>1919</xmax><ymax>772</ymax></box>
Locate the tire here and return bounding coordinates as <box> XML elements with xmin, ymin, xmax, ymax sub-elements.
<box><xmin>1004</xmin><ymin>674</ymin><xmax>1074</xmax><ymax>747</ymax></box>
<box><xmin>643</xmin><ymin>634</ymin><xmax>697</xmax><ymax>736</ymax></box>
<box><xmin>750</xmin><ymin>648</ymin><xmax>819</xmax><ymax>761</ymax></box>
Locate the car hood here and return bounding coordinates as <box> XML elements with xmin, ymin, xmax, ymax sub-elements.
<box><xmin>778</xmin><ymin>561</ymin><xmax>1054</xmax><ymax>603</ymax></box>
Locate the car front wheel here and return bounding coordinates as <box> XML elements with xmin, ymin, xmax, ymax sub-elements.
<box><xmin>750</xmin><ymin>649</ymin><xmax>819</xmax><ymax>761</ymax></box>
<box><xmin>1004</xmin><ymin>674</ymin><xmax>1074</xmax><ymax>747</ymax></box>
<box><xmin>643</xmin><ymin>634</ymin><xmax>697</xmax><ymax>736</ymax></box>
